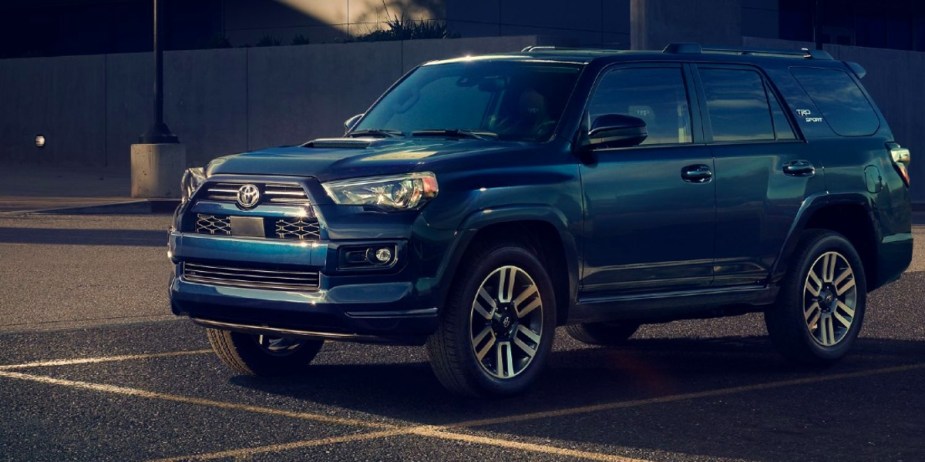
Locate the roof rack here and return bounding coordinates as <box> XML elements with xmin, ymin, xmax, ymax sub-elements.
<box><xmin>520</xmin><ymin>45</ymin><xmax>626</xmax><ymax>53</ymax></box>
<box><xmin>663</xmin><ymin>42</ymin><xmax>833</xmax><ymax>60</ymax></box>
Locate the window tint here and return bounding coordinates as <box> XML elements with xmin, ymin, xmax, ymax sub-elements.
<box><xmin>791</xmin><ymin>67</ymin><xmax>880</xmax><ymax>136</ymax></box>
<box><xmin>357</xmin><ymin>62</ymin><xmax>582</xmax><ymax>142</ymax></box>
<box><xmin>588</xmin><ymin>67</ymin><xmax>692</xmax><ymax>145</ymax></box>
<box><xmin>700</xmin><ymin>69</ymin><xmax>774</xmax><ymax>142</ymax></box>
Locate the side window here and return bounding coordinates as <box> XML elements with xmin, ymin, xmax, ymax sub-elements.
<box><xmin>700</xmin><ymin>68</ymin><xmax>774</xmax><ymax>142</ymax></box>
<box><xmin>791</xmin><ymin>67</ymin><xmax>880</xmax><ymax>137</ymax></box>
<box><xmin>588</xmin><ymin>67</ymin><xmax>692</xmax><ymax>145</ymax></box>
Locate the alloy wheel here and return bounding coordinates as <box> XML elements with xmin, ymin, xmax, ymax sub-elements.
<box><xmin>469</xmin><ymin>265</ymin><xmax>544</xmax><ymax>379</ymax></box>
<box><xmin>802</xmin><ymin>251</ymin><xmax>858</xmax><ymax>347</ymax></box>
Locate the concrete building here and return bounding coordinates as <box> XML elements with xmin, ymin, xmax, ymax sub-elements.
<box><xmin>5</xmin><ymin>0</ymin><xmax>922</xmax><ymax>59</ymax></box>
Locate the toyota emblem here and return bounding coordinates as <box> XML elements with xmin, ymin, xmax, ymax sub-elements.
<box><xmin>236</xmin><ymin>184</ymin><xmax>260</xmax><ymax>209</ymax></box>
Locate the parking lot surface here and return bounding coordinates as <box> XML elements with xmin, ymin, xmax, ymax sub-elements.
<box><xmin>1</xmin><ymin>213</ymin><xmax>923</xmax><ymax>461</ymax></box>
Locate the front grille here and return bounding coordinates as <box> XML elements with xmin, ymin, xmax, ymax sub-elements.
<box><xmin>196</xmin><ymin>214</ymin><xmax>231</xmax><ymax>235</ymax></box>
<box><xmin>182</xmin><ymin>262</ymin><xmax>320</xmax><ymax>292</ymax></box>
<box><xmin>192</xmin><ymin>214</ymin><xmax>321</xmax><ymax>240</ymax></box>
<box><xmin>275</xmin><ymin>218</ymin><xmax>321</xmax><ymax>240</ymax></box>
<box><xmin>202</xmin><ymin>182</ymin><xmax>309</xmax><ymax>205</ymax></box>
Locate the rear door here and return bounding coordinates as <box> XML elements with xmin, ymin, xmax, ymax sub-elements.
<box><xmin>694</xmin><ymin>64</ymin><xmax>825</xmax><ymax>286</ymax></box>
<box><xmin>579</xmin><ymin>64</ymin><xmax>716</xmax><ymax>296</ymax></box>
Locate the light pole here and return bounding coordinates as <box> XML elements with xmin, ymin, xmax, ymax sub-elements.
<box><xmin>130</xmin><ymin>0</ymin><xmax>186</xmax><ymax>198</ymax></box>
<box><xmin>140</xmin><ymin>0</ymin><xmax>178</xmax><ymax>143</ymax></box>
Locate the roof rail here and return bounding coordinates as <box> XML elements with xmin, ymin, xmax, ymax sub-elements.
<box><xmin>520</xmin><ymin>45</ymin><xmax>626</xmax><ymax>53</ymax></box>
<box><xmin>521</xmin><ymin>45</ymin><xmax>557</xmax><ymax>52</ymax></box>
<box><xmin>662</xmin><ymin>42</ymin><xmax>834</xmax><ymax>60</ymax></box>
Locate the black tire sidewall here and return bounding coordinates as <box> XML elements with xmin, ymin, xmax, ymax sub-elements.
<box><xmin>769</xmin><ymin>231</ymin><xmax>867</xmax><ymax>363</ymax></box>
<box><xmin>444</xmin><ymin>244</ymin><xmax>557</xmax><ymax>396</ymax></box>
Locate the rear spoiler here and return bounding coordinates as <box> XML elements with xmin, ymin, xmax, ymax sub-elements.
<box><xmin>845</xmin><ymin>61</ymin><xmax>867</xmax><ymax>79</ymax></box>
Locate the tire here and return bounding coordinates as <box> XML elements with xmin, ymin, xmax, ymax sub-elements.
<box><xmin>565</xmin><ymin>322</ymin><xmax>640</xmax><ymax>345</ymax></box>
<box><xmin>426</xmin><ymin>240</ymin><xmax>557</xmax><ymax>397</ymax></box>
<box><xmin>206</xmin><ymin>328</ymin><xmax>324</xmax><ymax>376</ymax></box>
<box><xmin>764</xmin><ymin>230</ymin><xmax>867</xmax><ymax>365</ymax></box>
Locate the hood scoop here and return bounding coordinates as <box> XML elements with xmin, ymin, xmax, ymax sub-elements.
<box><xmin>302</xmin><ymin>137</ymin><xmax>375</xmax><ymax>149</ymax></box>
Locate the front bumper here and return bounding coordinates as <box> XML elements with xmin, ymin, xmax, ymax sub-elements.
<box><xmin>168</xmin><ymin>231</ymin><xmax>439</xmax><ymax>345</ymax></box>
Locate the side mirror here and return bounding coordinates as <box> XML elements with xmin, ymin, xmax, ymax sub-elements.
<box><xmin>344</xmin><ymin>113</ymin><xmax>364</xmax><ymax>131</ymax></box>
<box><xmin>585</xmin><ymin>114</ymin><xmax>647</xmax><ymax>149</ymax></box>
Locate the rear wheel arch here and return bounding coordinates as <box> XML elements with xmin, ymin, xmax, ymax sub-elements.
<box><xmin>774</xmin><ymin>196</ymin><xmax>879</xmax><ymax>290</ymax></box>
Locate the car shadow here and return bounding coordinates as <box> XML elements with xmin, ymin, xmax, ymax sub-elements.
<box><xmin>227</xmin><ymin>335</ymin><xmax>925</xmax><ymax>460</ymax></box>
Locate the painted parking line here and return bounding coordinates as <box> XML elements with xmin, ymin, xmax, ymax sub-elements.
<box><xmin>145</xmin><ymin>362</ymin><xmax>922</xmax><ymax>462</ymax></box>
<box><xmin>0</xmin><ymin>369</ymin><xmax>394</xmax><ymax>429</ymax></box>
<box><xmin>4</xmin><ymin>354</ymin><xmax>923</xmax><ymax>462</ymax></box>
<box><xmin>148</xmin><ymin>428</ymin><xmax>412</xmax><ymax>462</ymax></box>
<box><xmin>0</xmin><ymin>349</ymin><xmax>212</xmax><ymax>370</ymax></box>
<box><xmin>411</xmin><ymin>426</ymin><xmax>650</xmax><ymax>462</ymax></box>
<box><xmin>445</xmin><ymin>362</ymin><xmax>925</xmax><ymax>429</ymax></box>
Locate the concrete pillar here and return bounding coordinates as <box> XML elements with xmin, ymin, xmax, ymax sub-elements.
<box><xmin>130</xmin><ymin>143</ymin><xmax>186</xmax><ymax>198</ymax></box>
<box><xmin>631</xmin><ymin>0</ymin><xmax>743</xmax><ymax>50</ymax></box>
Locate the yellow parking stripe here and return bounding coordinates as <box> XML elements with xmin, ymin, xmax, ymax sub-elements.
<box><xmin>148</xmin><ymin>429</ymin><xmax>411</xmax><ymax>462</ymax></box>
<box><xmin>446</xmin><ymin>362</ymin><xmax>925</xmax><ymax>429</ymax></box>
<box><xmin>0</xmin><ymin>350</ymin><xmax>212</xmax><ymax>370</ymax></box>
<box><xmin>0</xmin><ymin>369</ymin><xmax>394</xmax><ymax>429</ymax></box>
<box><xmin>411</xmin><ymin>426</ymin><xmax>650</xmax><ymax>462</ymax></box>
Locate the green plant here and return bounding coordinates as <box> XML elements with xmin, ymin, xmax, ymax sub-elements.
<box><xmin>292</xmin><ymin>34</ymin><xmax>310</xmax><ymax>45</ymax></box>
<box><xmin>207</xmin><ymin>35</ymin><xmax>232</xmax><ymax>49</ymax></box>
<box><xmin>256</xmin><ymin>35</ymin><xmax>281</xmax><ymax>47</ymax></box>
<box><xmin>356</xmin><ymin>1</ymin><xmax>456</xmax><ymax>42</ymax></box>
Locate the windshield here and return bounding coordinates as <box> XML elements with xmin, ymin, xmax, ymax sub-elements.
<box><xmin>354</xmin><ymin>60</ymin><xmax>583</xmax><ymax>142</ymax></box>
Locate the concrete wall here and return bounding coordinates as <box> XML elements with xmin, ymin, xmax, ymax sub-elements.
<box><xmin>0</xmin><ymin>36</ymin><xmax>538</xmax><ymax>171</ymax></box>
<box><xmin>447</xmin><ymin>0</ymin><xmax>631</xmax><ymax>48</ymax></box>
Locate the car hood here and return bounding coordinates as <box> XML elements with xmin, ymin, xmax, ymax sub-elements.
<box><xmin>206</xmin><ymin>137</ymin><xmax>520</xmax><ymax>182</ymax></box>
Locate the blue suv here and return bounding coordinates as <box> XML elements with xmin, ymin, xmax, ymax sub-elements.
<box><xmin>169</xmin><ymin>44</ymin><xmax>913</xmax><ymax>396</ymax></box>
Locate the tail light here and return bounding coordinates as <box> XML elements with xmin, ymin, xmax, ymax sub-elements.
<box><xmin>887</xmin><ymin>142</ymin><xmax>911</xmax><ymax>187</ymax></box>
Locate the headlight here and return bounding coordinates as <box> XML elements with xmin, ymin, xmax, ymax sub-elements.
<box><xmin>322</xmin><ymin>172</ymin><xmax>438</xmax><ymax>210</ymax></box>
<box><xmin>180</xmin><ymin>167</ymin><xmax>206</xmax><ymax>203</ymax></box>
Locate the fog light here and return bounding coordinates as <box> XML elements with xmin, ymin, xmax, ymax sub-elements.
<box><xmin>35</xmin><ymin>134</ymin><xmax>46</xmax><ymax>148</ymax></box>
<box><xmin>373</xmin><ymin>247</ymin><xmax>392</xmax><ymax>263</ymax></box>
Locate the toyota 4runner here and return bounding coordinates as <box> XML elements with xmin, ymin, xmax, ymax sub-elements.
<box><xmin>169</xmin><ymin>43</ymin><xmax>913</xmax><ymax>396</ymax></box>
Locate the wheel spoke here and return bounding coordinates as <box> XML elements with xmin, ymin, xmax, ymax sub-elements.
<box><xmin>833</xmin><ymin>311</ymin><xmax>852</xmax><ymax>329</ymax></box>
<box><xmin>806</xmin><ymin>269</ymin><xmax>823</xmax><ymax>296</ymax></box>
<box><xmin>473</xmin><ymin>327</ymin><xmax>496</xmax><ymax>361</ymax></box>
<box><xmin>473</xmin><ymin>299</ymin><xmax>494</xmax><ymax>320</ymax></box>
<box><xmin>819</xmin><ymin>316</ymin><xmax>835</xmax><ymax>345</ymax></box>
<box><xmin>836</xmin><ymin>300</ymin><xmax>856</xmax><ymax>317</ymax></box>
<box><xmin>515</xmin><ymin>297</ymin><xmax>542</xmax><ymax>319</ymax></box>
<box><xmin>822</xmin><ymin>253</ymin><xmax>837</xmax><ymax>283</ymax></box>
<box><xmin>516</xmin><ymin>324</ymin><xmax>542</xmax><ymax>343</ymax></box>
<box><xmin>835</xmin><ymin>277</ymin><xmax>856</xmax><ymax>296</ymax></box>
<box><xmin>498</xmin><ymin>267</ymin><xmax>517</xmax><ymax>303</ymax></box>
<box><xmin>513</xmin><ymin>337</ymin><xmax>538</xmax><ymax>358</ymax></box>
<box><xmin>804</xmin><ymin>301</ymin><xmax>821</xmax><ymax>321</ymax></box>
<box><xmin>477</xmin><ymin>287</ymin><xmax>497</xmax><ymax>312</ymax></box>
<box><xmin>496</xmin><ymin>342</ymin><xmax>515</xmax><ymax>378</ymax></box>
<box><xmin>513</xmin><ymin>285</ymin><xmax>538</xmax><ymax>307</ymax></box>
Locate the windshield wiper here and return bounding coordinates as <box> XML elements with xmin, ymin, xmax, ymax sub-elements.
<box><xmin>347</xmin><ymin>129</ymin><xmax>404</xmax><ymax>138</ymax></box>
<box><xmin>411</xmin><ymin>129</ymin><xmax>498</xmax><ymax>140</ymax></box>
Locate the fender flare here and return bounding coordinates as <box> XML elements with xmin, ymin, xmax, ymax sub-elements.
<box><xmin>432</xmin><ymin>205</ymin><xmax>581</xmax><ymax>322</ymax></box>
<box><xmin>769</xmin><ymin>192</ymin><xmax>878</xmax><ymax>285</ymax></box>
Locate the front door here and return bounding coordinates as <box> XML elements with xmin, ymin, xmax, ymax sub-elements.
<box><xmin>579</xmin><ymin>64</ymin><xmax>715</xmax><ymax>296</ymax></box>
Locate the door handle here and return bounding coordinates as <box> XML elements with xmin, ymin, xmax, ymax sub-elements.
<box><xmin>783</xmin><ymin>160</ymin><xmax>815</xmax><ymax>176</ymax></box>
<box><xmin>681</xmin><ymin>164</ymin><xmax>713</xmax><ymax>183</ymax></box>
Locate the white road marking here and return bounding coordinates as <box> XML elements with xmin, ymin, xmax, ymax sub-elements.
<box><xmin>0</xmin><ymin>349</ymin><xmax>212</xmax><ymax>370</ymax></box>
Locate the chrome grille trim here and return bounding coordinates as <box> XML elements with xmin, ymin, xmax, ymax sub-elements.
<box><xmin>182</xmin><ymin>262</ymin><xmax>320</xmax><ymax>292</ymax></box>
<box><xmin>201</xmin><ymin>182</ymin><xmax>310</xmax><ymax>205</ymax></box>
<box><xmin>195</xmin><ymin>214</ymin><xmax>231</xmax><ymax>235</ymax></box>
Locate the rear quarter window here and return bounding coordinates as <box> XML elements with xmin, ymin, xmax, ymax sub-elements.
<box><xmin>790</xmin><ymin>67</ymin><xmax>880</xmax><ymax>137</ymax></box>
